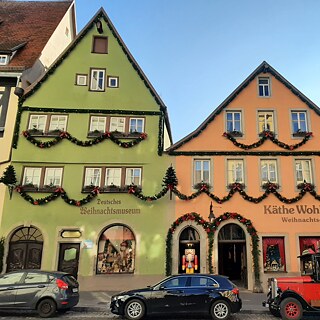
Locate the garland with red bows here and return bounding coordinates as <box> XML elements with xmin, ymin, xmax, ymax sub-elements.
<box><xmin>22</xmin><ymin>130</ymin><xmax>147</xmax><ymax>148</ymax></box>
<box><xmin>165</xmin><ymin>211</ymin><xmax>261</xmax><ymax>289</ymax></box>
<box><xmin>223</xmin><ymin>131</ymin><xmax>312</xmax><ymax>150</ymax></box>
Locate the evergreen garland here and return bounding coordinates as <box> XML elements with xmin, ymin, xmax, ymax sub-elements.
<box><xmin>22</xmin><ymin>130</ymin><xmax>147</xmax><ymax>149</ymax></box>
<box><xmin>223</xmin><ymin>131</ymin><xmax>312</xmax><ymax>150</ymax></box>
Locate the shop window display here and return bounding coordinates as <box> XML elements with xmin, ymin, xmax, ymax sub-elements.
<box><xmin>97</xmin><ymin>225</ymin><xmax>135</xmax><ymax>274</ymax></box>
<box><xmin>263</xmin><ymin>237</ymin><xmax>286</xmax><ymax>272</ymax></box>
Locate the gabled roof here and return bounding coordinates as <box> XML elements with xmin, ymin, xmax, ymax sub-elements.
<box><xmin>167</xmin><ymin>61</ymin><xmax>320</xmax><ymax>152</ymax></box>
<box><xmin>0</xmin><ymin>1</ymin><xmax>73</xmax><ymax>71</ymax></box>
<box><xmin>23</xmin><ymin>7</ymin><xmax>173</xmax><ymax>144</ymax></box>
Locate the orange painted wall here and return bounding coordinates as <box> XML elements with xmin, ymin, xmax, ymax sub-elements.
<box><xmin>173</xmin><ymin>69</ymin><xmax>320</xmax><ymax>288</ymax></box>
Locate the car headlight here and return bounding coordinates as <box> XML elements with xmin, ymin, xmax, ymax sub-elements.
<box><xmin>112</xmin><ymin>295</ymin><xmax>128</xmax><ymax>302</ymax></box>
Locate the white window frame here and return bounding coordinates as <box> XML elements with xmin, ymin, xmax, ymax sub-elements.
<box><xmin>258</xmin><ymin>77</ymin><xmax>270</xmax><ymax>97</ymax></box>
<box><xmin>227</xmin><ymin>159</ymin><xmax>244</xmax><ymax>184</ymax></box>
<box><xmin>44</xmin><ymin>168</ymin><xmax>63</xmax><ymax>187</ymax></box>
<box><xmin>260</xmin><ymin>159</ymin><xmax>278</xmax><ymax>184</ymax></box>
<box><xmin>0</xmin><ymin>55</ymin><xmax>9</xmax><ymax>65</ymax></box>
<box><xmin>28</xmin><ymin>115</ymin><xmax>48</xmax><ymax>132</ymax></box>
<box><xmin>107</xmin><ymin>76</ymin><xmax>119</xmax><ymax>88</ymax></box>
<box><xmin>129</xmin><ymin>118</ymin><xmax>144</xmax><ymax>133</ymax></box>
<box><xmin>84</xmin><ymin>168</ymin><xmax>102</xmax><ymax>187</ymax></box>
<box><xmin>89</xmin><ymin>116</ymin><xmax>107</xmax><ymax>132</ymax></box>
<box><xmin>125</xmin><ymin>168</ymin><xmax>142</xmax><ymax>186</ymax></box>
<box><xmin>258</xmin><ymin>111</ymin><xmax>274</xmax><ymax>133</ymax></box>
<box><xmin>76</xmin><ymin>74</ymin><xmax>87</xmax><ymax>86</ymax></box>
<box><xmin>22</xmin><ymin>167</ymin><xmax>41</xmax><ymax>186</ymax></box>
<box><xmin>193</xmin><ymin>159</ymin><xmax>210</xmax><ymax>185</ymax></box>
<box><xmin>291</xmin><ymin>111</ymin><xmax>308</xmax><ymax>134</ymax></box>
<box><xmin>105</xmin><ymin>168</ymin><xmax>122</xmax><ymax>187</ymax></box>
<box><xmin>226</xmin><ymin>111</ymin><xmax>242</xmax><ymax>133</ymax></box>
<box><xmin>48</xmin><ymin>115</ymin><xmax>67</xmax><ymax>132</ymax></box>
<box><xmin>109</xmin><ymin>117</ymin><xmax>125</xmax><ymax>133</ymax></box>
<box><xmin>90</xmin><ymin>69</ymin><xmax>105</xmax><ymax>91</ymax></box>
<box><xmin>295</xmin><ymin>159</ymin><xmax>313</xmax><ymax>184</ymax></box>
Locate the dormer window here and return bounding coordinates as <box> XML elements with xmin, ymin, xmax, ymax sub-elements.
<box><xmin>0</xmin><ymin>55</ymin><xmax>9</xmax><ymax>65</ymax></box>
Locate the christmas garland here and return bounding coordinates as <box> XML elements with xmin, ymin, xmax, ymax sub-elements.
<box><xmin>22</xmin><ymin>130</ymin><xmax>147</xmax><ymax>149</ymax></box>
<box><xmin>15</xmin><ymin>186</ymin><xmax>99</xmax><ymax>206</ymax></box>
<box><xmin>165</xmin><ymin>212</ymin><xmax>260</xmax><ymax>288</ymax></box>
<box><xmin>223</xmin><ymin>131</ymin><xmax>313</xmax><ymax>150</ymax></box>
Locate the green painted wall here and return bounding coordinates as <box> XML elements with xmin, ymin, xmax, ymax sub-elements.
<box><xmin>1</xmin><ymin>13</ymin><xmax>174</xmax><ymax>277</ymax></box>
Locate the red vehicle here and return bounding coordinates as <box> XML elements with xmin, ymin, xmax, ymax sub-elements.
<box><xmin>263</xmin><ymin>248</ymin><xmax>320</xmax><ymax>320</ymax></box>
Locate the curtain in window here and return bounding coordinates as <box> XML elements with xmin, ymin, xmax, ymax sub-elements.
<box><xmin>299</xmin><ymin>237</ymin><xmax>320</xmax><ymax>254</ymax></box>
<box><xmin>263</xmin><ymin>237</ymin><xmax>286</xmax><ymax>272</ymax></box>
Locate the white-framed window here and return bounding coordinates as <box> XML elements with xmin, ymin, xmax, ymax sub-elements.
<box><xmin>28</xmin><ymin>115</ymin><xmax>47</xmax><ymax>132</ymax></box>
<box><xmin>260</xmin><ymin>159</ymin><xmax>278</xmax><ymax>183</ymax></box>
<box><xmin>129</xmin><ymin>118</ymin><xmax>144</xmax><ymax>133</ymax></box>
<box><xmin>44</xmin><ymin>168</ymin><xmax>63</xmax><ymax>187</ymax></box>
<box><xmin>125</xmin><ymin>168</ymin><xmax>142</xmax><ymax>186</ymax></box>
<box><xmin>48</xmin><ymin>115</ymin><xmax>67</xmax><ymax>131</ymax></box>
<box><xmin>227</xmin><ymin>159</ymin><xmax>244</xmax><ymax>184</ymax></box>
<box><xmin>90</xmin><ymin>69</ymin><xmax>105</xmax><ymax>91</ymax></box>
<box><xmin>193</xmin><ymin>159</ymin><xmax>210</xmax><ymax>185</ymax></box>
<box><xmin>22</xmin><ymin>167</ymin><xmax>41</xmax><ymax>186</ymax></box>
<box><xmin>107</xmin><ymin>76</ymin><xmax>119</xmax><ymax>88</ymax></box>
<box><xmin>226</xmin><ymin>111</ymin><xmax>241</xmax><ymax>132</ymax></box>
<box><xmin>109</xmin><ymin>117</ymin><xmax>125</xmax><ymax>133</ymax></box>
<box><xmin>291</xmin><ymin>111</ymin><xmax>308</xmax><ymax>134</ymax></box>
<box><xmin>295</xmin><ymin>159</ymin><xmax>313</xmax><ymax>184</ymax></box>
<box><xmin>0</xmin><ymin>55</ymin><xmax>9</xmax><ymax>65</ymax></box>
<box><xmin>84</xmin><ymin>168</ymin><xmax>101</xmax><ymax>187</ymax></box>
<box><xmin>28</xmin><ymin>114</ymin><xmax>68</xmax><ymax>133</ymax></box>
<box><xmin>76</xmin><ymin>74</ymin><xmax>87</xmax><ymax>86</ymax></box>
<box><xmin>105</xmin><ymin>168</ymin><xmax>122</xmax><ymax>187</ymax></box>
<box><xmin>89</xmin><ymin>116</ymin><xmax>107</xmax><ymax>132</ymax></box>
<box><xmin>258</xmin><ymin>111</ymin><xmax>274</xmax><ymax>132</ymax></box>
<box><xmin>258</xmin><ymin>77</ymin><xmax>270</xmax><ymax>97</ymax></box>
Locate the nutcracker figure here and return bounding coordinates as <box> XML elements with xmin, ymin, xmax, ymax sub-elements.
<box><xmin>182</xmin><ymin>248</ymin><xmax>198</xmax><ymax>273</ymax></box>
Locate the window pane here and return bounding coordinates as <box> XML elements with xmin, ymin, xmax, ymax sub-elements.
<box><xmin>110</xmin><ymin>117</ymin><xmax>125</xmax><ymax>132</ymax></box>
<box><xmin>125</xmin><ymin>168</ymin><xmax>141</xmax><ymax>185</ymax></box>
<box><xmin>29</xmin><ymin>115</ymin><xmax>47</xmax><ymax>131</ymax></box>
<box><xmin>49</xmin><ymin>116</ymin><xmax>67</xmax><ymax>131</ymax></box>
<box><xmin>91</xmin><ymin>70</ymin><xmax>105</xmax><ymax>91</ymax></box>
<box><xmin>44</xmin><ymin>168</ymin><xmax>62</xmax><ymax>186</ymax></box>
<box><xmin>85</xmin><ymin>168</ymin><xmax>101</xmax><ymax>186</ymax></box>
<box><xmin>129</xmin><ymin>118</ymin><xmax>144</xmax><ymax>133</ymax></box>
<box><xmin>105</xmin><ymin>168</ymin><xmax>121</xmax><ymax>186</ymax></box>
<box><xmin>23</xmin><ymin>168</ymin><xmax>41</xmax><ymax>186</ymax></box>
<box><xmin>90</xmin><ymin>116</ymin><xmax>106</xmax><ymax>132</ymax></box>
<box><xmin>228</xmin><ymin>160</ymin><xmax>243</xmax><ymax>184</ymax></box>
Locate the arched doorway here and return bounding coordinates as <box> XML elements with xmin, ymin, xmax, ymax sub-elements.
<box><xmin>7</xmin><ymin>226</ymin><xmax>43</xmax><ymax>272</ymax></box>
<box><xmin>96</xmin><ymin>224</ymin><xmax>135</xmax><ymax>274</ymax></box>
<box><xmin>179</xmin><ymin>226</ymin><xmax>200</xmax><ymax>274</ymax></box>
<box><xmin>218</xmin><ymin>223</ymin><xmax>247</xmax><ymax>286</ymax></box>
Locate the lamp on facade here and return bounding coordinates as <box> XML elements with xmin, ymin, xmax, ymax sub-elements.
<box><xmin>96</xmin><ymin>20</ymin><xmax>103</xmax><ymax>34</ymax></box>
<box><xmin>208</xmin><ymin>201</ymin><xmax>215</xmax><ymax>222</ymax></box>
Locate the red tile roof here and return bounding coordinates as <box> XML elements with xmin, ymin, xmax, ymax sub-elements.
<box><xmin>0</xmin><ymin>1</ymin><xmax>73</xmax><ymax>70</ymax></box>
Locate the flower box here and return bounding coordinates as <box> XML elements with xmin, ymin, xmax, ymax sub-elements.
<box><xmin>21</xmin><ymin>184</ymin><xmax>38</xmax><ymax>192</ymax></box>
<box><xmin>227</xmin><ymin>130</ymin><xmax>243</xmax><ymax>137</ymax></box>
<box><xmin>87</xmin><ymin>130</ymin><xmax>104</xmax><ymax>138</ymax></box>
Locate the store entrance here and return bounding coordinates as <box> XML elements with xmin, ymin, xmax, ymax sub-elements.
<box><xmin>218</xmin><ymin>223</ymin><xmax>247</xmax><ymax>287</ymax></box>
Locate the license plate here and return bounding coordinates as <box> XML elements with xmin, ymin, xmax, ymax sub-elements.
<box><xmin>72</xmin><ymin>288</ymin><xmax>78</xmax><ymax>293</ymax></box>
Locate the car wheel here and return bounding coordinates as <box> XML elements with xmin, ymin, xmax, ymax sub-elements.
<box><xmin>280</xmin><ymin>297</ymin><xmax>302</xmax><ymax>320</ymax></box>
<box><xmin>269</xmin><ymin>305</ymin><xmax>281</xmax><ymax>317</ymax></box>
<box><xmin>124</xmin><ymin>299</ymin><xmax>145</xmax><ymax>320</ymax></box>
<box><xmin>210</xmin><ymin>300</ymin><xmax>231</xmax><ymax>320</ymax></box>
<box><xmin>37</xmin><ymin>298</ymin><xmax>57</xmax><ymax>318</ymax></box>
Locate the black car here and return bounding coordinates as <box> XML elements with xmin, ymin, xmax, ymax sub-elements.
<box><xmin>0</xmin><ymin>270</ymin><xmax>79</xmax><ymax>318</ymax></box>
<box><xmin>110</xmin><ymin>274</ymin><xmax>242</xmax><ymax>320</ymax></box>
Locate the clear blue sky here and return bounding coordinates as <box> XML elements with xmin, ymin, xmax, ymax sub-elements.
<box><xmin>75</xmin><ymin>0</ymin><xmax>320</xmax><ymax>142</ymax></box>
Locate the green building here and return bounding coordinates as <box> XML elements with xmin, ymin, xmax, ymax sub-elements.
<box><xmin>0</xmin><ymin>8</ymin><xmax>174</xmax><ymax>290</ymax></box>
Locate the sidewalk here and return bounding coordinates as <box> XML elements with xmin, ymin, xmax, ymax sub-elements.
<box><xmin>74</xmin><ymin>288</ymin><xmax>268</xmax><ymax>314</ymax></box>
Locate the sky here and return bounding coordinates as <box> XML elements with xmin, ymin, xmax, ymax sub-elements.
<box><xmin>74</xmin><ymin>0</ymin><xmax>320</xmax><ymax>143</ymax></box>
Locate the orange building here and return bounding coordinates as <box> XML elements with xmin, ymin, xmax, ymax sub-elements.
<box><xmin>167</xmin><ymin>61</ymin><xmax>320</xmax><ymax>292</ymax></box>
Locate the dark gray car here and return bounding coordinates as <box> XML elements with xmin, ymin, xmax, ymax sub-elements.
<box><xmin>0</xmin><ymin>270</ymin><xmax>79</xmax><ymax>317</ymax></box>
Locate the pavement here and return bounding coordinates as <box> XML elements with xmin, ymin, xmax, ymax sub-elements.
<box><xmin>74</xmin><ymin>288</ymin><xmax>268</xmax><ymax>314</ymax></box>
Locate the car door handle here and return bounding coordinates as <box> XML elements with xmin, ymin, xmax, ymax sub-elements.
<box><xmin>37</xmin><ymin>285</ymin><xmax>46</xmax><ymax>288</ymax></box>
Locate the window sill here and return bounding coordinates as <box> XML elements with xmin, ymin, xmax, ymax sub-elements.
<box><xmin>292</xmin><ymin>132</ymin><xmax>308</xmax><ymax>137</ymax></box>
<box><xmin>227</xmin><ymin>131</ymin><xmax>243</xmax><ymax>137</ymax></box>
